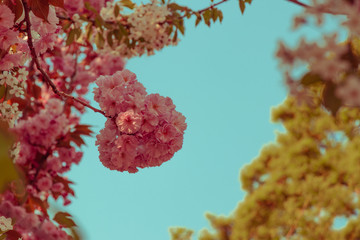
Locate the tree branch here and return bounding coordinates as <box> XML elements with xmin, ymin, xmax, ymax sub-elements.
<box><xmin>21</xmin><ymin>0</ymin><xmax>108</xmax><ymax>118</ymax></box>
<box><xmin>197</xmin><ymin>0</ymin><xmax>230</xmax><ymax>15</ymax></box>
<box><xmin>286</xmin><ymin>0</ymin><xmax>310</xmax><ymax>8</ymax></box>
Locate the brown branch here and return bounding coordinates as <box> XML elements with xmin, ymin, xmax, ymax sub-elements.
<box><xmin>286</xmin><ymin>198</ymin><xmax>310</xmax><ymax>239</ymax></box>
<box><xmin>286</xmin><ymin>0</ymin><xmax>310</xmax><ymax>8</ymax></box>
<box><xmin>195</xmin><ymin>0</ymin><xmax>230</xmax><ymax>15</ymax></box>
<box><xmin>21</xmin><ymin>0</ymin><xmax>108</xmax><ymax>118</ymax></box>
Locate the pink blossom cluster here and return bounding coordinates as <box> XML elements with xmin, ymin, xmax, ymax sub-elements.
<box><xmin>94</xmin><ymin>70</ymin><xmax>187</xmax><ymax>173</ymax></box>
<box><xmin>0</xmin><ymin>200</ymin><xmax>68</xmax><ymax>240</ymax></box>
<box><xmin>43</xmin><ymin>42</ymin><xmax>125</xmax><ymax>99</ymax></box>
<box><xmin>12</xmin><ymin>99</ymin><xmax>81</xmax><ymax>203</ymax></box>
<box><xmin>276</xmin><ymin>0</ymin><xmax>360</xmax><ymax>107</ymax></box>
<box><xmin>14</xmin><ymin>99</ymin><xmax>70</xmax><ymax>163</ymax></box>
<box><xmin>0</xmin><ymin>6</ymin><xmax>26</xmax><ymax>70</ymax></box>
<box><xmin>64</xmin><ymin>0</ymin><xmax>112</xmax><ymax>16</ymax></box>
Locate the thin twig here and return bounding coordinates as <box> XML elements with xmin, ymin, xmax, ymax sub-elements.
<box><xmin>21</xmin><ymin>0</ymin><xmax>108</xmax><ymax>118</ymax></box>
<box><xmin>286</xmin><ymin>198</ymin><xmax>310</xmax><ymax>239</ymax></box>
<box><xmin>286</xmin><ymin>0</ymin><xmax>310</xmax><ymax>8</ymax></box>
<box><xmin>198</xmin><ymin>0</ymin><xmax>230</xmax><ymax>15</ymax></box>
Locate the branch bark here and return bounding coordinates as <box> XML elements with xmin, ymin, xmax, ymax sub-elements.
<box><xmin>21</xmin><ymin>0</ymin><xmax>108</xmax><ymax>118</ymax></box>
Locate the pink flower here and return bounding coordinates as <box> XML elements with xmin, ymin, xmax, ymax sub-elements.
<box><xmin>90</xmin><ymin>52</ymin><xmax>125</xmax><ymax>76</ymax></box>
<box><xmin>155</xmin><ymin>123</ymin><xmax>178</xmax><ymax>143</ymax></box>
<box><xmin>52</xmin><ymin>183</ymin><xmax>64</xmax><ymax>192</ymax></box>
<box><xmin>116</xmin><ymin>110</ymin><xmax>143</xmax><ymax>134</ymax></box>
<box><xmin>64</xmin><ymin>0</ymin><xmax>84</xmax><ymax>15</ymax></box>
<box><xmin>145</xmin><ymin>94</ymin><xmax>167</xmax><ymax>117</ymax></box>
<box><xmin>36</xmin><ymin>176</ymin><xmax>53</xmax><ymax>192</ymax></box>
<box><xmin>336</xmin><ymin>76</ymin><xmax>360</xmax><ymax>107</ymax></box>
<box><xmin>0</xmin><ymin>5</ymin><xmax>14</xmax><ymax>29</ymax></box>
<box><xmin>94</xmin><ymin>70</ymin><xmax>187</xmax><ymax>173</ymax></box>
<box><xmin>0</xmin><ymin>27</ymin><xmax>19</xmax><ymax>50</ymax></box>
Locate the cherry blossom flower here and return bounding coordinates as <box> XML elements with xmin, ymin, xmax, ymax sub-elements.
<box><xmin>0</xmin><ymin>5</ymin><xmax>14</xmax><ymax>29</ymax></box>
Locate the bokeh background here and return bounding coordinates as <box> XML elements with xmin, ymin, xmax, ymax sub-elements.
<box><xmin>61</xmin><ymin>1</ymin><xmax>309</xmax><ymax>239</ymax></box>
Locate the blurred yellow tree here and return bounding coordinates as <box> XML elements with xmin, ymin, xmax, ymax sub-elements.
<box><xmin>170</xmin><ymin>77</ymin><xmax>360</xmax><ymax>239</ymax></box>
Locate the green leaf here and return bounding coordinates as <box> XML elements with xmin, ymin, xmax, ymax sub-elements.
<box><xmin>107</xmin><ymin>31</ymin><xmax>114</xmax><ymax>48</ymax></box>
<box><xmin>114</xmin><ymin>4</ymin><xmax>120</xmax><ymax>18</ymax></box>
<box><xmin>120</xmin><ymin>0</ymin><xmax>135</xmax><ymax>9</ymax></box>
<box><xmin>54</xmin><ymin>212</ymin><xmax>77</xmax><ymax>228</ymax></box>
<box><xmin>0</xmin><ymin>85</ymin><xmax>6</xmax><ymax>100</ymax></box>
<box><xmin>172</xmin><ymin>30</ymin><xmax>178</xmax><ymax>43</ymax></box>
<box><xmin>66</xmin><ymin>29</ymin><xmax>76</xmax><ymax>46</ymax></box>
<box><xmin>239</xmin><ymin>0</ymin><xmax>245</xmax><ymax>14</ymax></box>
<box><xmin>202</xmin><ymin>9</ymin><xmax>211</xmax><ymax>27</ymax></box>
<box><xmin>48</xmin><ymin>0</ymin><xmax>64</xmax><ymax>8</ymax></box>
<box><xmin>113</xmin><ymin>29</ymin><xmax>123</xmax><ymax>42</ymax></box>
<box><xmin>300</xmin><ymin>72</ymin><xmax>323</xmax><ymax>86</ymax></box>
<box><xmin>0</xmin><ymin>121</ymin><xmax>20</xmax><ymax>194</ymax></box>
<box><xmin>173</xmin><ymin>19</ymin><xmax>184</xmax><ymax>35</ymax></box>
<box><xmin>322</xmin><ymin>82</ymin><xmax>342</xmax><ymax>116</ymax></box>
<box><xmin>218</xmin><ymin>10</ymin><xmax>223</xmax><ymax>23</ymax></box>
<box><xmin>84</xmin><ymin>1</ymin><xmax>98</xmax><ymax>15</ymax></box>
<box><xmin>95</xmin><ymin>32</ymin><xmax>105</xmax><ymax>49</ymax></box>
<box><xmin>85</xmin><ymin>23</ymin><xmax>93</xmax><ymax>40</ymax></box>
<box><xmin>94</xmin><ymin>15</ymin><xmax>105</xmax><ymax>29</ymax></box>
<box><xmin>211</xmin><ymin>8</ymin><xmax>218</xmax><ymax>22</ymax></box>
<box><xmin>30</xmin><ymin>0</ymin><xmax>49</xmax><ymax>22</ymax></box>
<box><xmin>195</xmin><ymin>16</ymin><xmax>201</xmax><ymax>26</ymax></box>
<box><xmin>168</xmin><ymin>3</ymin><xmax>187</xmax><ymax>11</ymax></box>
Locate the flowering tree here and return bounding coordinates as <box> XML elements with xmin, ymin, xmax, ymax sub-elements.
<box><xmin>3</xmin><ymin>0</ymin><xmax>360</xmax><ymax>239</ymax></box>
<box><xmin>169</xmin><ymin>0</ymin><xmax>360</xmax><ymax>239</ymax></box>
<box><xmin>0</xmin><ymin>0</ymin><xmax>253</xmax><ymax>238</ymax></box>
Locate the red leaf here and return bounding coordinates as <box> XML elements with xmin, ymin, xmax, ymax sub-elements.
<box><xmin>53</xmin><ymin>212</ymin><xmax>77</xmax><ymax>228</ymax></box>
<box><xmin>27</xmin><ymin>196</ymin><xmax>49</xmax><ymax>217</ymax></box>
<box><xmin>70</xmin><ymin>133</ymin><xmax>85</xmax><ymax>147</ymax></box>
<box><xmin>32</xmin><ymin>84</ymin><xmax>42</xmax><ymax>99</ymax></box>
<box><xmin>4</xmin><ymin>230</ymin><xmax>23</xmax><ymax>240</ymax></box>
<box><xmin>29</xmin><ymin>0</ymin><xmax>49</xmax><ymax>22</ymax></box>
<box><xmin>9</xmin><ymin>97</ymin><xmax>27</xmax><ymax>111</ymax></box>
<box><xmin>74</xmin><ymin>124</ymin><xmax>93</xmax><ymax>136</ymax></box>
<box><xmin>4</xmin><ymin>0</ymin><xmax>24</xmax><ymax>22</ymax></box>
<box><xmin>53</xmin><ymin>175</ymin><xmax>75</xmax><ymax>196</ymax></box>
<box><xmin>48</xmin><ymin>0</ymin><xmax>64</xmax><ymax>8</ymax></box>
<box><xmin>322</xmin><ymin>81</ymin><xmax>342</xmax><ymax>116</ymax></box>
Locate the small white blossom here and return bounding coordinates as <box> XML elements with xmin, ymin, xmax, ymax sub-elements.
<box><xmin>0</xmin><ymin>216</ymin><xmax>13</xmax><ymax>232</ymax></box>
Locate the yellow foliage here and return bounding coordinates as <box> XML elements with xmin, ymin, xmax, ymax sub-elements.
<box><xmin>175</xmin><ymin>85</ymin><xmax>360</xmax><ymax>239</ymax></box>
<box><xmin>0</xmin><ymin>120</ymin><xmax>20</xmax><ymax>194</ymax></box>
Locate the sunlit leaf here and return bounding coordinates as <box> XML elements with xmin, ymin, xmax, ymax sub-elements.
<box><xmin>29</xmin><ymin>0</ymin><xmax>49</xmax><ymax>22</ymax></box>
<box><xmin>120</xmin><ymin>0</ymin><xmax>135</xmax><ymax>9</ymax></box>
<box><xmin>239</xmin><ymin>0</ymin><xmax>245</xmax><ymax>14</ymax></box>
<box><xmin>54</xmin><ymin>212</ymin><xmax>77</xmax><ymax>228</ymax></box>
<box><xmin>48</xmin><ymin>0</ymin><xmax>64</xmax><ymax>8</ymax></box>
<box><xmin>4</xmin><ymin>0</ymin><xmax>23</xmax><ymax>22</ymax></box>
<box><xmin>0</xmin><ymin>121</ymin><xmax>19</xmax><ymax>194</ymax></box>
<box><xmin>322</xmin><ymin>81</ymin><xmax>342</xmax><ymax>116</ymax></box>
<box><xmin>300</xmin><ymin>72</ymin><xmax>323</xmax><ymax>86</ymax></box>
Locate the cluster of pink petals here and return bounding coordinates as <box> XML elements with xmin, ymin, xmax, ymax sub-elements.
<box><xmin>64</xmin><ymin>0</ymin><xmax>112</xmax><ymax>15</ymax></box>
<box><xmin>0</xmin><ymin>200</ymin><xmax>68</xmax><ymax>240</ymax></box>
<box><xmin>30</xmin><ymin>6</ymin><xmax>60</xmax><ymax>55</ymax></box>
<box><xmin>90</xmin><ymin>52</ymin><xmax>126</xmax><ymax>76</ymax></box>
<box><xmin>0</xmin><ymin>5</ymin><xmax>27</xmax><ymax>71</ymax></box>
<box><xmin>14</xmin><ymin>99</ymin><xmax>70</xmax><ymax>164</ymax></box>
<box><xmin>94</xmin><ymin>70</ymin><xmax>187</xmax><ymax>173</ymax></box>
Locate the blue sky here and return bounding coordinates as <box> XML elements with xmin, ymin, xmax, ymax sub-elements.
<box><xmin>62</xmin><ymin>1</ymin><xmax>306</xmax><ymax>239</ymax></box>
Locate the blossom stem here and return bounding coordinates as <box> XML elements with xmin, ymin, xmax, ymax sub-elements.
<box><xmin>21</xmin><ymin>0</ymin><xmax>108</xmax><ymax>118</ymax></box>
<box><xmin>285</xmin><ymin>0</ymin><xmax>310</xmax><ymax>8</ymax></box>
<box><xmin>197</xmin><ymin>0</ymin><xmax>230</xmax><ymax>15</ymax></box>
